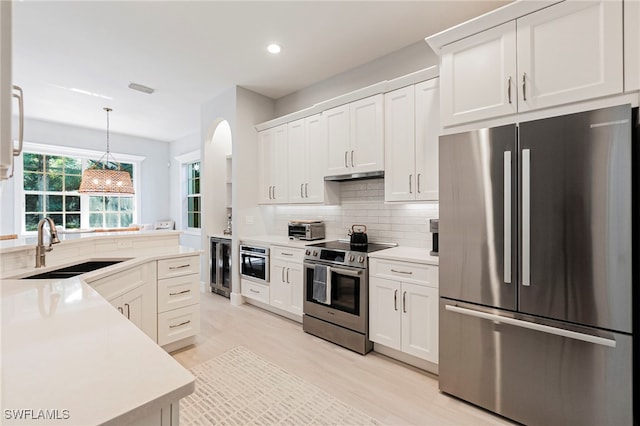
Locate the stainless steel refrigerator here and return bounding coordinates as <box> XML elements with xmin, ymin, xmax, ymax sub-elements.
<box><xmin>439</xmin><ymin>104</ymin><xmax>636</xmax><ymax>425</ymax></box>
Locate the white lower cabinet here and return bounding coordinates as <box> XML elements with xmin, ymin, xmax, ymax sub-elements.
<box><xmin>269</xmin><ymin>246</ymin><xmax>304</xmax><ymax>319</ymax></box>
<box><xmin>369</xmin><ymin>259</ymin><xmax>438</xmax><ymax>364</ymax></box>
<box><xmin>157</xmin><ymin>255</ymin><xmax>201</xmax><ymax>350</ymax></box>
<box><xmin>88</xmin><ymin>262</ymin><xmax>158</xmax><ymax>342</ymax></box>
<box><xmin>241</xmin><ymin>278</ymin><xmax>270</xmax><ymax>303</ymax></box>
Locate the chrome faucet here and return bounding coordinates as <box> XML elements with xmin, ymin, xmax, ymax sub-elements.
<box><xmin>35</xmin><ymin>217</ymin><xmax>61</xmax><ymax>268</ymax></box>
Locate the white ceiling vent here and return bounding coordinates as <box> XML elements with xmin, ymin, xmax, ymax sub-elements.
<box><xmin>128</xmin><ymin>82</ymin><xmax>155</xmax><ymax>94</ymax></box>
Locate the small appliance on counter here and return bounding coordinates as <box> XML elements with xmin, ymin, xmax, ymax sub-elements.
<box><xmin>223</xmin><ymin>213</ymin><xmax>232</xmax><ymax>235</ymax></box>
<box><xmin>288</xmin><ymin>220</ymin><xmax>325</xmax><ymax>240</ymax></box>
<box><xmin>430</xmin><ymin>219</ymin><xmax>438</xmax><ymax>256</ymax></box>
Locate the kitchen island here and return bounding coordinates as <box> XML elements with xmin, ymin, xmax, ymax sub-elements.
<box><xmin>0</xmin><ymin>231</ymin><xmax>197</xmax><ymax>425</ymax></box>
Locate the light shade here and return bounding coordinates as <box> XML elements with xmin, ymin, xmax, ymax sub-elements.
<box><xmin>78</xmin><ymin>168</ymin><xmax>134</xmax><ymax>195</ymax></box>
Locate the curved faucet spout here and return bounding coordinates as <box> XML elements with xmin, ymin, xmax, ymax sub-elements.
<box><xmin>35</xmin><ymin>217</ymin><xmax>61</xmax><ymax>268</ymax></box>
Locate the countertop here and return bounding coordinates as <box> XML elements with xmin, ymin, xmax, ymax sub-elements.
<box><xmin>369</xmin><ymin>246</ymin><xmax>439</xmax><ymax>266</ymax></box>
<box><xmin>1</xmin><ymin>245</ymin><xmax>198</xmax><ymax>425</ymax></box>
<box><xmin>238</xmin><ymin>234</ymin><xmax>329</xmax><ymax>248</ymax></box>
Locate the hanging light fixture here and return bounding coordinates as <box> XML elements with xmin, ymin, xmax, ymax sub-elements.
<box><xmin>78</xmin><ymin>107</ymin><xmax>134</xmax><ymax>195</ymax></box>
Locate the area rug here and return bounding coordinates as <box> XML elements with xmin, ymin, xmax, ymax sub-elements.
<box><xmin>181</xmin><ymin>346</ymin><xmax>381</xmax><ymax>425</ymax></box>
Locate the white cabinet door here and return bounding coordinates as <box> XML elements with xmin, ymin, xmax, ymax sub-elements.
<box><xmin>384</xmin><ymin>86</ymin><xmax>415</xmax><ymax>202</ymax></box>
<box><xmin>625</xmin><ymin>0</ymin><xmax>639</xmax><ymax>92</ymax></box>
<box><xmin>440</xmin><ymin>21</ymin><xmax>517</xmax><ymax>126</ymax></box>
<box><xmin>258</xmin><ymin>124</ymin><xmax>288</xmax><ymax>204</ymax></box>
<box><xmin>369</xmin><ymin>276</ymin><xmax>402</xmax><ymax>350</ymax></box>
<box><xmin>272</xmin><ymin>124</ymin><xmax>289</xmax><ymax>203</ymax></box>
<box><xmin>304</xmin><ymin>114</ymin><xmax>328</xmax><ymax>203</ymax></box>
<box><xmin>414</xmin><ymin>78</ymin><xmax>440</xmax><ymax>201</ymax></box>
<box><xmin>517</xmin><ymin>0</ymin><xmax>623</xmax><ymax>112</ymax></box>
<box><xmin>270</xmin><ymin>259</ymin><xmax>288</xmax><ymax>311</ymax></box>
<box><xmin>287</xmin><ymin>261</ymin><xmax>304</xmax><ymax>317</ymax></box>
<box><xmin>0</xmin><ymin>1</ymin><xmax>13</xmax><ymax>180</ymax></box>
<box><xmin>258</xmin><ymin>128</ymin><xmax>274</xmax><ymax>204</ymax></box>
<box><xmin>121</xmin><ymin>284</ymin><xmax>157</xmax><ymax>341</ymax></box>
<box><xmin>350</xmin><ymin>94</ymin><xmax>384</xmax><ymax>173</ymax></box>
<box><xmin>401</xmin><ymin>283</ymin><xmax>438</xmax><ymax>363</ymax></box>
<box><xmin>287</xmin><ymin>119</ymin><xmax>306</xmax><ymax>203</ymax></box>
<box><xmin>325</xmin><ymin>104</ymin><xmax>351</xmax><ymax>176</ymax></box>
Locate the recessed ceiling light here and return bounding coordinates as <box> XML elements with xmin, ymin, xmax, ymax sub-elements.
<box><xmin>128</xmin><ymin>82</ymin><xmax>155</xmax><ymax>95</ymax></box>
<box><xmin>267</xmin><ymin>43</ymin><xmax>281</xmax><ymax>54</ymax></box>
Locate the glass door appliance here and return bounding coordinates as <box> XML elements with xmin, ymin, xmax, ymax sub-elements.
<box><xmin>210</xmin><ymin>237</ymin><xmax>231</xmax><ymax>297</ymax></box>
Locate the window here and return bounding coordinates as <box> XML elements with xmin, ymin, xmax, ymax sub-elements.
<box><xmin>17</xmin><ymin>143</ymin><xmax>143</xmax><ymax>233</ymax></box>
<box><xmin>186</xmin><ymin>161</ymin><xmax>201</xmax><ymax>229</ymax></box>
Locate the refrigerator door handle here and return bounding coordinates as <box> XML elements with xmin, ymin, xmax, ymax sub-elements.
<box><xmin>445</xmin><ymin>304</ymin><xmax>616</xmax><ymax>348</ymax></box>
<box><xmin>522</xmin><ymin>149</ymin><xmax>531</xmax><ymax>286</ymax></box>
<box><xmin>504</xmin><ymin>151</ymin><xmax>511</xmax><ymax>284</ymax></box>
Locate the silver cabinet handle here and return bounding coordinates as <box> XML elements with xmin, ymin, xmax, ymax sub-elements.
<box><xmin>281</xmin><ymin>252</ymin><xmax>293</xmax><ymax>256</ymax></box>
<box><xmin>402</xmin><ymin>291</ymin><xmax>407</xmax><ymax>313</ymax></box>
<box><xmin>504</xmin><ymin>151</ymin><xmax>512</xmax><ymax>284</ymax></box>
<box><xmin>344</xmin><ymin>151</ymin><xmax>348</xmax><ymax>168</ymax></box>
<box><xmin>169</xmin><ymin>289</ymin><xmax>191</xmax><ymax>296</ymax></box>
<box><xmin>409</xmin><ymin>174</ymin><xmax>413</xmax><ymax>194</ymax></box>
<box><xmin>522</xmin><ymin>73</ymin><xmax>527</xmax><ymax>101</ymax></box>
<box><xmin>273</xmin><ymin>186</ymin><xmax>276</xmax><ymax>199</ymax></box>
<box><xmin>445</xmin><ymin>304</ymin><xmax>616</xmax><ymax>348</ymax></box>
<box><xmin>300</xmin><ymin>183</ymin><xmax>304</xmax><ymax>198</ymax></box>
<box><xmin>350</xmin><ymin>150</ymin><xmax>355</xmax><ymax>167</ymax></box>
<box><xmin>125</xmin><ymin>303</ymin><xmax>130</xmax><ymax>319</ymax></box>
<box><xmin>270</xmin><ymin>186</ymin><xmax>274</xmax><ymax>200</ymax></box>
<box><xmin>286</xmin><ymin>268</ymin><xmax>290</xmax><ymax>283</ymax></box>
<box><xmin>169</xmin><ymin>264</ymin><xmax>190</xmax><ymax>270</ymax></box>
<box><xmin>394</xmin><ymin>289</ymin><xmax>398</xmax><ymax>311</ymax></box>
<box><xmin>118</xmin><ymin>306</ymin><xmax>124</xmax><ymax>314</ymax></box>
<box><xmin>281</xmin><ymin>266</ymin><xmax>285</xmax><ymax>282</ymax></box>
<box><xmin>250</xmin><ymin>288</ymin><xmax>260</xmax><ymax>294</ymax></box>
<box><xmin>391</xmin><ymin>268</ymin><xmax>412</xmax><ymax>275</ymax></box>
<box><xmin>507</xmin><ymin>77</ymin><xmax>512</xmax><ymax>104</ymax></box>
<box><xmin>169</xmin><ymin>320</ymin><xmax>191</xmax><ymax>329</ymax></box>
<box><xmin>305</xmin><ymin>183</ymin><xmax>308</xmax><ymax>198</ymax></box>
<box><xmin>417</xmin><ymin>173</ymin><xmax>421</xmax><ymax>194</ymax></box>
<box><xmin>12</xmin><ymin>86</ymin><xmax>24</xmax><ymax>157</ymax></box>
<box><xmin>522</xmin><ymin>149</ymin><xmax>531</xmax><ymax>286</ymax></box>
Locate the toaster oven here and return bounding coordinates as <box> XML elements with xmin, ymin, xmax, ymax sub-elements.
<box><xmin>288</xmin><ymin>221</ymin><xmax>325</xmax><ymax>241</ymax></box>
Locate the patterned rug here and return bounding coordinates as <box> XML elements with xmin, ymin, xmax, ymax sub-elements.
<box><xmin>181</xmin><ymin>346</ymin><xmax>380</xmax><ymax>425</ymax></box>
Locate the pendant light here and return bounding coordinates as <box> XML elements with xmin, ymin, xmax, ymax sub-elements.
<box><xmin>78</xmin><ymin>107</ymin><xmax>134</xmax><ymax>195</ymax></box>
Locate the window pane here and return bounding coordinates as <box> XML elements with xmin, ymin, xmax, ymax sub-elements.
<box><xmin>65</xmin><ymin>196</ymin><xmax>80</xmax><ymax>212</ymax></box>
<box><xmin>121</xmin><ymin>213</ymin><xmax>133</xmax><ymax>227</ymax></box>
<box><xmin>120</xmin><ymin>163</ymin><xmax>133</xmax><ymax>177</ymax></box>
<box><xmin>119</xmin><ymin>197</ymin><xmax>133</xmax><ymax>211</ymax></box>
<box><xmin>25</xmin><ymin>194</ymin><xmax>43</xmax><ymax>212</ymax></box>
<box><xmin>46</xmin><ymin>195</ymin><xmax>64</xmax><ymax>212</ymax></box>
<box><xmin>194</xmin><ymin>178</ymin><xmax>200</xmax><ymax>194</ymax></box>
<box><xmin>188</xmin><ymin>197</ymin><xmax>194</xmax><ymax>211</ymax></box>
<box><xmin>23</xmin><ymin>153</ymin><xmax>43</xmax><ymax>172</ymax></box>
<box><xmin>89</xmin><ymin>213</ymin><xmax>103</xmax><ymax>228</ymax></box>
<box><xmin>66</xmin><ymin>214</ymin><xmax>81</xmax><ymax>229</ymax></box>
<box><xmin>64</xmin><ymin>157</ymin><xmax>82</xmax><ymax>174</ymax></box>
<box><xmin>105</xmin><ymin>213</ymin><xmax>119</xmax><ymax>228</ymax></box>
<box><xmin>105</xmin><ymin>197</ymin><xmax>119</xmax><ymax>212</ymax></box>
<box><xmin>25</xmin><ymin>214</ymin><xmax>43</xmax><ymax>231</ymax></box>
<box><xmin>24</xmin><ymin>172</ymin><xmax>43</xmax><ymax>191</ymax></box>
<box><xmin>47</xmin><ymin>156</ymin><xmax>64</xmax><ymax>172</ymax></box>
<box><xmin>188</xmin><ymin>212</ymin><xmax>196</xmax><ymax>228</ymax></box>
<box><xmin>193</xmin><ymin>213</ymin><xmax>200</xmax><ymax>228</ymax></box>
<box><xmin>89</xmin><ymin>196</ymin><xmax>104</xmax><ymax>211</ymax></box>
<box><xmin>46</xmin><ymin>173</ymin><xmax>63</xmax><ymax>191</ymax></box>
<box><xmin>49</xmin><ymin>214</ymin><xmax>63</xmax><ymax>226</ymax></box>
<box><xmin>65</xmin><ymin>175</ymin><xmax>81</xmax><ymax>191</ymax></box>
<box><xmin>193</xmin><ymin>196</ymin><xmax>200</xmax><ymax>212</ymax></box>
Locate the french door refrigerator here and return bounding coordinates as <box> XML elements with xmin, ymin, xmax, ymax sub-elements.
<box><xmin>439</xmin><ymin>104</ymin><xmax>635</xmax><ymax>425</ymax></box>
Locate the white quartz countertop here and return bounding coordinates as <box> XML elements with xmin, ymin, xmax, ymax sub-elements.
<box><xmin>0</xmin><ymin>245</ymin><xmax>198</xmax><ymax>425</ymax></box>
<box><xmin>369</xmin><ymin>246</ymin><xmax>439</xmax><ymax>266</ymax></box>
<box><xmin>238</xmin><ymin>234</ymin><xmax>328</xmax><ymax>248</ymax></box>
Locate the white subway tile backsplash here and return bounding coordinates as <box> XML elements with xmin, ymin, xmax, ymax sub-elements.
<box><xmin>264</xmin><ymin>178</ymin><xmax>438</xmax><ymax>247</ymax></box>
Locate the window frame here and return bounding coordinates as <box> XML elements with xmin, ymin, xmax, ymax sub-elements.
<box><xmin>175</xmin><ymin>150</ymin><xmax>201</xmax><ymax>235</ymax></box>
<box><xmin>14</xmin><ymin>142</ymin><xmax>145</xmax><ymax>235</ymax></box>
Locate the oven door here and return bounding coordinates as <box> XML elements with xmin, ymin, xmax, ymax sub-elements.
<box><xmin>240</xmin><ymin>251</ymin><xmax>269</xmax><ymax>283</ymax></box>
<box><xmin>303</xmin><ymin>261</ymin><xmax>367</xmax><ymax>333</ymax></box>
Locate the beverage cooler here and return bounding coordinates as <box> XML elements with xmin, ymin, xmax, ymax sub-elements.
<box><xmin>210</xmin><ymin>237</ymin><xmax>232</xmax><ymax>298</ymax></box>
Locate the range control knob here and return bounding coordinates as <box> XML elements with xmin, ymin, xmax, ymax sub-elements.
<box><xmin>349</xmin><ymin>255</ymin><xmax>355</xmax><ymax>262</ymax></box>
<box><xmin>305</xmin><ymin>249</ymin><xmax>311</xmax><ymax>256</ymax></box>
<box><xmin>313</xmin><ymin>250</ymin><xmax>318</xmax><ymax>257</ymax></box>
<box><xmin>358</xmin><ymin>256</ymin><xmax>365</xmax><ymax>263</ymax></box>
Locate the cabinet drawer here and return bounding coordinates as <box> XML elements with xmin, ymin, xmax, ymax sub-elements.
<box><xmin>157</xmin><ymin>304</ymin><xmax>200</xmax><ymax>346</ymax></box>
<box><xmin>241</xmin><ymin>278</ymin><xmax>270</xmax><ymax>304</ymax></box>
<box><xmin>158</xmin><ymin>274</ymin><xmax>200</xmax><ymax>313</ymax></box>
<box><xmin>271</xmin><ymin>245</ymin><xmax>304</xmax><ymax>262</ymax></box>
<box><xmin>370</xmin><ymin>259</ymin><xmax>438</xmax><ymax>288</ymax></box>
<box><xmin>157</xmin><ymin>255</ymin><xmax>200</xmax><ymax>279</ymax></box>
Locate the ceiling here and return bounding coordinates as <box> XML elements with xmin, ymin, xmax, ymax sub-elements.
<box><xmin>12</xmin><ymin>1</ymin><xmax>510</xmax><ymax>142</ymax></box>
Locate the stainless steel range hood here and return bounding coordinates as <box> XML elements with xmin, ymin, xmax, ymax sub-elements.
<box><xmin>324</xmin><ymin>170</ymin><xmax>384</xmax><ymax>182</ymax></box>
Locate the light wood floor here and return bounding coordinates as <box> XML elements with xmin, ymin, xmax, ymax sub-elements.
<box><xmin>172</xmin><ymin>288</ymin><xmax>516</xmax><ymax>426</ymax></box>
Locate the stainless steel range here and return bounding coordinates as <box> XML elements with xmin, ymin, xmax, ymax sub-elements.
<box><xmin>302</xmin><ymin>240</ymin><xmax>395</xmax><ymax>355</ymax></box>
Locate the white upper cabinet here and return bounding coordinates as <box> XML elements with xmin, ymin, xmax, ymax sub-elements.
<box><xmin>516</xmin><ymin>0</ymin><xmax>623</xmax><ymax>112</ymax></box>
<box><xmin>438</xmin><ymin>0</ymin><xmax>624</xmax><ymax>127</ymax></box>
<box><xmin>441</xmin><ymin>21</ymin><xmax>517</xmax><ymax>127</ymax></box>
<box><xmin>287</xmin><ymin>114</ymin><xmax>329</xmax><ymax>204</ymax></box>
<box><xmin>385</xmin><ymin>79</ymin><xmax>440</xmax><ymax>202</ymax></box>
<box><xmin>625</xmin><ymin>0</ymin><xmax>639</xmax><ymax>92</ymax></box>
<box><xmin>258</xmin><ymin>124</ymin><xmax>288</xmax><ymax>204</ymax></box>
<box><xmin>326</xmin><ymin>94</ymin><xmax>384</xmax><ymax>176</ymax></box>
<box><xmin>1</xmin><ymin>0</ymin><xmax>18</xmax><ymax>181</ymax></box>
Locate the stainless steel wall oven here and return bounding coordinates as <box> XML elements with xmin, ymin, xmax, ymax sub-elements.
<box><xmin>239</xmin><ymin>244</ymin><xmax>269</xmax><ymax>284</ymax></box>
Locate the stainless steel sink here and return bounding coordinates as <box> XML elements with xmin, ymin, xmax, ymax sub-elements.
<box><xmin>20</xmin><ymin>260</ymin><xmax>128</xmax><ymax>280</ymax></box>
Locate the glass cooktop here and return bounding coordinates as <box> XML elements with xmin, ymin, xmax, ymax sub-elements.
<box><xmin>306</xmin><ymin>239</ymin><xmax>396</xmax><ymax>254</ymax></box>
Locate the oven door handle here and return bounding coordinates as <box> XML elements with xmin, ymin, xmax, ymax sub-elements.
<box><xmin>327</xmin><ymin>267</ymin><xmax>363</xmax><ymax>277</ymax></box>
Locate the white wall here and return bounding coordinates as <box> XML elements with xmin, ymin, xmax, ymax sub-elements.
<box><xmin>0</xmin><ymin>117</ymin><xmax>171</xmax><ymax>235</ymax></box>
<box><xmin>169</xmin><ymin>131</ymin><xmax>200</xmax><ymax>249</ymax></box>
<box><xmin>274</xmin><ymin>41</ymin><xmax>438</xmax><ymax>116</ymax></box>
